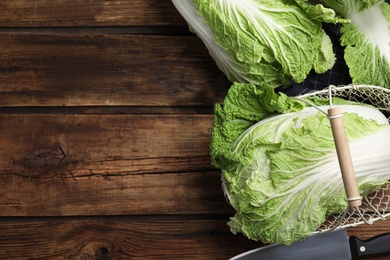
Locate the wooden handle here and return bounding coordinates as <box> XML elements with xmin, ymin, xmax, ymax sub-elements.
<box><xmin>328</xmin><ymin>107</ymin><xmax>362</xmax><ymax>208</ymax></box>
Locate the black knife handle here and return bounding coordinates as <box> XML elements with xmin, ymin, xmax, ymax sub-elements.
<box><xmin>349</xmin><ymin>232</ymin><xmax>390</xmax><ymax>259</ymax></box>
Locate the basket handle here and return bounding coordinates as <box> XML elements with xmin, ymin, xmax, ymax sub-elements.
<box><xmin>328</xmin><ymin>107</ymin><xmax>362</xmax><ymax>208</ymax></box>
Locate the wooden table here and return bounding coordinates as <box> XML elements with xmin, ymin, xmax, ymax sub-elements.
<box><xmin>0</xmin><ymin>1</ymin><xmax>388</xmax><ymax>259</ymax></box>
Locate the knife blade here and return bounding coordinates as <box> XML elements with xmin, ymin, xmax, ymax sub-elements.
<box><xmin>230</xmin><ymin>229</ymin><xmax>390</xmax><ymax>260</ymax></box>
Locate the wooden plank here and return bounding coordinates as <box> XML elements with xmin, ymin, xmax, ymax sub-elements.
<box><xmin>0</xmin><ymin>114</ymin><xmax>213</xmax><ymax>168</ymax></box>
<box><xmin>0</xmin><ymin>114</ymin><xmax>234</xmax><ymax>216</ymax></box>
<box><xmin>0</xmin><ymin>0</ymin><xmax>185</xmax><ymax>27</ymax></box>
<box><xmin>0</xmin><ymin>170</ymin><xmax>231</xmax><ymax>216</ymax></box>
<box><xmin>0</xmin><ymin>33</ymin><xmax>229</xmax><ymax>107</ymax></box>
<box><xmin>0</xmin><ymin>216</ymin><xmax>259</xmax><ymax>259</ymax></box>
<box><xmin>0</xmin><ymin>217</ymin><xmax>388</xmax><ymax>259</ymax></box>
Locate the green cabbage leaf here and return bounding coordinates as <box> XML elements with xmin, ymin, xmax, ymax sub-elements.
<box><xmin>211</xmin><ymin>83</ymin><xmax>390</xmax><ymax>245</ymax></box>
<box><xmin>292</xmin><ymin>0</ymin><xmax>350</xmax><ymax>23</ymax></box>
<box><xmin>338</xmin><ymin>2</ymin><xmax>390</xmax><ymax>87</ymax></box>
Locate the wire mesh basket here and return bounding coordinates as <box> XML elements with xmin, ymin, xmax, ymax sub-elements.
<box><xmin>299</xmin><ymin>84</ymin><xmax>390</xmax><ymax>233</ymax></box>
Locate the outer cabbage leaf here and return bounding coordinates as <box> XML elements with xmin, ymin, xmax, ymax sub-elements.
<box><xmin>211</xmin><ymin>82</ymin><xmax>306</xmax><ymax>169</ymax></box>
<box><xmin>292</xmin><ymin>0</ymin><xmax>350</xmax><ymax>23</ymax></box>
<box><xmin>211</xmin><ymin>83</ymin><xmax>390</xmax><ymax>245</ymax></box>
<box><xmin>320</xmin><ymin>0</ymin><xmax>384</xmax><ymax>14</ymax></box>
<box><xmin>313</xmin><ymin>33</ymin><xmax>336</xmax><ymax>74</ymax></box>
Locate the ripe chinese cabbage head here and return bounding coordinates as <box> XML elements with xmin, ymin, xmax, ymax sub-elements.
<box><xmin>211</xmin><ymin>82</ymin><xmax>390</xmax><ymax>245</ymax></box>
<box><xmin>171</xmin><ymin>0</ymin><xmax>336</xmax><ymax>88</ymax></box>
<box><xmin>172</xmin><ymin>0</ymin><xmax>390</xmax><ymax>88</ymax></box>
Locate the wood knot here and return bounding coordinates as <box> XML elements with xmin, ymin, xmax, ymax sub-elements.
<box><xmin>15</xmin><ymin>146</ymin><xmax>77</xmax><ymax>178</ymax></box>
<box><xmin>95</xmin><ymin>246</ymin><xmax>111</xmax><ymax>260</ymax></box>
<box><xmin>23</xmin><ymin>147</ymin><xmax>66</xmax><ymax>169</ymax></box>
<box><xmin>72</xmin><ymin>241</ymin><xmax>114</xmax><ymax>260</ymax></box>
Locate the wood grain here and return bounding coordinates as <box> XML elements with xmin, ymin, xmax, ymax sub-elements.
<box><xmin>0</xmin><ymin>217</ymin><xmax>388</xmax><ymax>259</ymax></box>
<box><xmin>0</xmin><ymin>216</ymin><xmax>259</xmax><ymax>259</ymax></box>
<box><xmin>0</xmin><ymin>114</ymin><xmax>213</xmax><ymax>171</ymax></box>
<box><xmin>0</xmin><ymin>114</ymin><xmax>234</xmax><ymax>216</ymax></box>
<box><xmin>0</xmin><ymin>0</ymin><xmax>185</xmax><ymax>27</ymax></box>
<box><xmin>0</xmin><ymin>33</ymin><xmax>230</xmax><ymax>107</ymax></box>
<box><xmin>0</xmin><ymin>170</ymin><xmax>232</xmax><ymax>216</ymax></box>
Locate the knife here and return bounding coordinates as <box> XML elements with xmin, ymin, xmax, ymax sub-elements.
<box><xmin>230</xmin><ymin>229</ymin><xmax>390</xmax><ymax>260</ymax></box>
